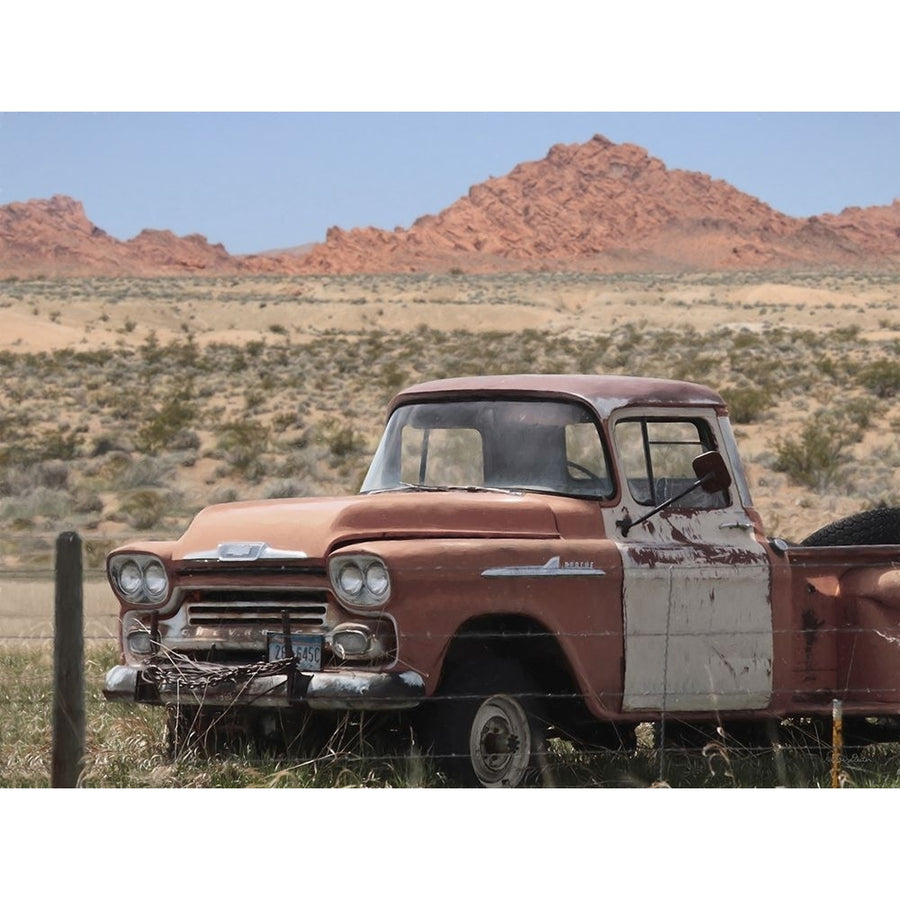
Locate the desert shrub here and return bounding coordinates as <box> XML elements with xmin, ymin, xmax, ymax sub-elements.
<box><xmin>84</xmin><ymin>451</ymin><xmax>132</xmax><ymax>484</ymax></box>
<box><xmin>72</xmin><ymin>487</ymin><xmax>104</xmax><ymax>514</ymax></box>
<box><xmin>731</xmin><ymin>331</ymin><xmax>763</xmax><ymax>351</ymax></box>
<box><xmin>216</xmin><ymin>420</ymin><xmax>270</xmax><ymax>481</ymax></box>
<box><xmin>90</xmin><ymin>434</ymin><xmax>128</xmax><ymax>457</ymax></box>
<box><xmin>41</xmin><ymin>427</ymin><xmax>83</xmax><ymax>461</ymax></box>
<box><xmin>112</xmin><ymin>455</ymin><xmax>174</xmax><ymax>490</ymax></box>
<box><xmin>263</xmin><ymin>478</ymin><xmax>310</xmax><ymax>499</ymax></box>
<box><xmin>209</xmin><ymin>486</ymin><xmax>240</xmax><ymax>504</ymax></box>
<box><xmin>36</xmin><ymin>459</ymin><xmax>70</xmax><ymax>490</ymax></box>
<box><xmin>0</xmin><ymin>486</ymin><xmax>73</xmax><ymax>520</ymax></box>
<box><xmin>119</xmin><ymin>489</ymin><xmax>170</xmax><ymax>529</ymax></box>
<box><xmin>838</xmin><ymin>396</ymin><xmax>882</xmax><ymax>432</ymax></box>
<box><xmin>136</xmin><ymin>390</ymin><xmax>197</xmax><ymax>453</ymax></box>
<box><xmin>139</xmin><ymin>330</ymin><xmax>165</xmax><ymax>366</ymax></box>
<box><xmin>318</xmin><ymin>418</ymin><xmax>366</xmax><ymax>460</ymax></box>
<box><xmin>83</xmin><ymin>537</ymin><xmax>117</xmax><ymax>568</ymax></box>
<box><xmin>0</xmin><ymin>427</ymin><xmax>83</xmax><ymax>466</ymax></box>
<box><xmin>771</xmin><ymin>413</ymin><xmax>857</xmax><ymax>491</ymax></box>
<box><xmin>380</xmin><ymin>360</ymin><xmax>409</xmax><ymax>396</ymax></box>
<box><xmin>0</xmin><ymin>460</ymin><xmax>71</xmax><ymax>496</ymax></box>
<box><xmin>832</xmin><ymin>324</ymin><xmax>862</xmax><ymax>342</ymax></box>
<box><xmin>723</xmin><ymin>385</ymin><xmax>772</xmax><ymax>424</ymax></box>
<box><xmin>169</xmin><ymin>429</ymin><xmax>202</xmax><ymax>452</ymax></box>
<box><xmin>858</xmin><ymin>360</ymin><xmax>900</xmax><ymax>398</ymax></box>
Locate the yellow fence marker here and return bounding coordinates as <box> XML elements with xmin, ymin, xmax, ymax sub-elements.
<box><xmin>831</xmin><ymin>699</ymin><xmax>843</xmax><ymax>789</ymax></box>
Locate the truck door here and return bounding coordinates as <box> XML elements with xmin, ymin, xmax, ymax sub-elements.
<box><xmin>604</xmin><ymin>411</ymin><xmax>774</xmax><ymax>713</ymax></box>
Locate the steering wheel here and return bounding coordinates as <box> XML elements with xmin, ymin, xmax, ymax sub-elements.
<box><xmin>567</xmin><ymin>459</ymin><xmax>603</xmax><ymax>480</ymax></box>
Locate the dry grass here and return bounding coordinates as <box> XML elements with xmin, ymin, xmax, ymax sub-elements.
<box><xmin>1</xmin><ymin>641</ymin><xmax>898</xmax><ymax>788</ymax></box>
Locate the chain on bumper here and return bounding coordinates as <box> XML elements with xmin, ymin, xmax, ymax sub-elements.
<box><xmin>142</xmin><ymin>652</ymin><xmax>298</xmax><ymax>693</ymax></box>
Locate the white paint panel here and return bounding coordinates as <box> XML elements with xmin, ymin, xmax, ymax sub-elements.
<box><xmin>621</xmin><ymin>561</ymin><xmax>773</xmax><ymax>711</ymax></box>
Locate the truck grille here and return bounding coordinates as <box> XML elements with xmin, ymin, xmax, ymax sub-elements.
<box><xmin>184</xmin><ymin>590</ymin><xmax>329</xmax><ymax>628</ymax></box>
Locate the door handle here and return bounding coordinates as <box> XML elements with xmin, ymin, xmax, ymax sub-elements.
<box><xmin>720</xmin><ymin>521</ymin><xmax>754</xmax><ymax>530</ymax></box>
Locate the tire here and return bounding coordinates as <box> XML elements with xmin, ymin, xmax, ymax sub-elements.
<box><xmin>419</xmin><ymin>656</ymin><xmax>549</xmax><ymax>787</ymax></box>
<box><xmin>801</xmin><ymin>507</ymin><xmax>900</xmax><ymax>547</ymax></box>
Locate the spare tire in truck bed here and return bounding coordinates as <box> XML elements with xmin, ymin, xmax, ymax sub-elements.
<box><xmin>801</xmin><ymin>507</ymin><xmax>900</xmax><ymax>546</ymax></box>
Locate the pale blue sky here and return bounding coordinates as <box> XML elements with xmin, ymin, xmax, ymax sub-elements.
<box><xmin>2</xmin><ymin>112</ymin><xmax>898</xmax><ymax>256</ymax></box>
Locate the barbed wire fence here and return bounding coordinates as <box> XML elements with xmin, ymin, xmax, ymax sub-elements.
<box><xmin>3</xmin><ymin>531</ymin><xmax>900</xmax><ymax>787</ymax></box>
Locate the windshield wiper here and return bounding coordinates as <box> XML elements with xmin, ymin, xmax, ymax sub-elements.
<box><xmin>400</xmin><ymin>483</ymin><xmax>517</xmax><ymax>493</ymax></box>
<box><xmin>367</xmin><ymin>482</ymin><xmax>519</xmax><ymax>495</ymax></box>
<box><xmin>447</xmin><ymin>484</ymin><xmax>520</xmax><ymax>495</ymax></box>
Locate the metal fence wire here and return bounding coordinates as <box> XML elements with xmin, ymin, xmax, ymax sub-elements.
<box><xmin>4</xmin><ymin>536</ymin><xmax>900</xmax><ymax>787</ymax></box>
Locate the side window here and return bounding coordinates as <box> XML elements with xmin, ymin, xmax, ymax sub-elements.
<box><xmin>614</xmin><ymin>418</ymin><xmax>729</xmax><ymax>509</ymax></box>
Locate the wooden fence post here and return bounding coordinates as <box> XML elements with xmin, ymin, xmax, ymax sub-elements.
<box><xmin>831</xmin><ymin>699</ymin><xmax>844</xmax><ymax>789</ymax></box>
<box><xmin>52</xmin><ymin>531</ymin><xmax>85</xmax><ymax>788</ymax></box>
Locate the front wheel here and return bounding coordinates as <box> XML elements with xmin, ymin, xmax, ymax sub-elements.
<box><xmin>419</xmin><ymin>657</ymin><xmax>549</xmax><ymax>787</ymax></box>
<box><xmin>469</xmin><ymin>692</ymin><xmax>543</xmax><ymax>787</ymax></box>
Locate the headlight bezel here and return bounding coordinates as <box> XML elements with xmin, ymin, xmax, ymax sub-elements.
<box><xmin>109</xmin><ymin>553</ymin><xmax>171</xmax><ymax>607</ymax></box>
<box><xmin>329</xmin><ymin>554</ymin><xmax>392</xmax><ymax>608</ymax></box>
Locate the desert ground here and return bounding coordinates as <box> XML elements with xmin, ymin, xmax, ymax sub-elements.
<box><xmin>2</xmin><ymin>269</ymin><xmax>900</xmax><ymax>575</ymax></box>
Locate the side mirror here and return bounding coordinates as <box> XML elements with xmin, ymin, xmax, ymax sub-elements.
<box><xmin>693</xmin><ymin>451</ymin><xmax>732</xmax><ymax>494</ymax></box>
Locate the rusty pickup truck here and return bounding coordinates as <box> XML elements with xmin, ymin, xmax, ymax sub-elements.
<box><xmin>104</xmin><ymin>374</ymin><xmax>900</xmax><ymax>786</ymax></box>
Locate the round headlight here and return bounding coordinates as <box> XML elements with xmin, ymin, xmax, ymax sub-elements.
<box><xmin>144</xmin><ymin>561</ymin><xmax>168</xmax><ymax>600</ymax></box>
<box><xmin>118</xmin><ymin>560</ymin><xmax>144</xmax><ymax>598</ymax></box>
<box><xmin>329</xmin><ymin>555</ymin><xmax>391</xmax><ymax>607</ymax></box>
<box><xmin>337</xmin><ymin>562</ymin><xmax>364</xmax><ymax>597</ymax></box>
<box><xmin>365</xmin><ymin>561</ymin><xmax>390</xmax><ymax>596</ymax></box>
<box><xmin>109</xmin><ymin>553</ymin><xmax>170</xmax><ymax>606</ymax></box>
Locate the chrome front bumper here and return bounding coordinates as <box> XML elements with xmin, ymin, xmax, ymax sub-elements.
<box><xmin>103</xmin><ymin>664</ymin><xmax>425</xmax><ymax>711</ymax></box>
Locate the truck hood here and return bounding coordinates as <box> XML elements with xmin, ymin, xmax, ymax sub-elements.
<box><xmin>171</xmin><ymin>491</ymin><xmax>561</xmax><ymax>563</ymax></box>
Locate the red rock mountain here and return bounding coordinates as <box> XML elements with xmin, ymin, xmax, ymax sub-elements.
<box><xmin>3</xmin><ymin>136</ymin><xmax>900</xmax><ymax>277</ymax></box>
<box><xmin>0</xmin><ymin>195</ymin><xmax>304</xmax><ymax>278</ymax></box>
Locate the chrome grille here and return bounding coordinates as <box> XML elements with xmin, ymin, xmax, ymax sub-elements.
<box><xmin>185</xmin><ymin>590</ymin><xmax>329</xmax><ymax>627</ymax></box>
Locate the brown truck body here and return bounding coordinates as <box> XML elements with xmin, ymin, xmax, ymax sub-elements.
<box><xmin>104</xmin><ymin>375</ymin><xmax>900</xmax><ymax>784</ymax></box>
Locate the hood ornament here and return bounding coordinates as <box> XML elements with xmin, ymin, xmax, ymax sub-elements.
<box><xmin>183</xmin><ymin>542</ymin><xmax>308</xmax><ymax>562</ymax></box>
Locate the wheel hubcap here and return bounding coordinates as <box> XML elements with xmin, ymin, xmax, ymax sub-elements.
<box><xmin>470</xmin><ymin>694</ymin><xmax>531</xmax><ymax>787</ymax></box>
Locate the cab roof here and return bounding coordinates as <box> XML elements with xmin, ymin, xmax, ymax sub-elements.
<box><xmin>389</xmin><ymin>374</ymin><xmax>727</xmax><ymax>418</ymax></box>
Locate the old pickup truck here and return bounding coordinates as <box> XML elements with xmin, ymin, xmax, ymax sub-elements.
<box><xmin>104</xmin><ymin>374</ymin><xmax>900</xmax><ymax>786</ymax></box>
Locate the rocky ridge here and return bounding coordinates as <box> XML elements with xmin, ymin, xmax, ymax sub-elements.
<box><xmin>3</xmin><ymin>136</ymin><xmax>900</xmax><ymax>277</ymax></box>
<box><xmin>0</xmin><ymin>195</ymin><xmax>304</xmax><ymax>278</ymax></box>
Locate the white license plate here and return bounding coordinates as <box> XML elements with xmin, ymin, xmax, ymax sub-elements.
<box><xmin>267</xmin><ymin>633</ymin><xmax>324</xmax><ymax>670</ymax></box>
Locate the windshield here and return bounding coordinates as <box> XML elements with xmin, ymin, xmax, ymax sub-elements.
<box><xmin>360</xmin><ymin>398</ymin><xmax>613</xmax><ymax>499</ymax></box>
